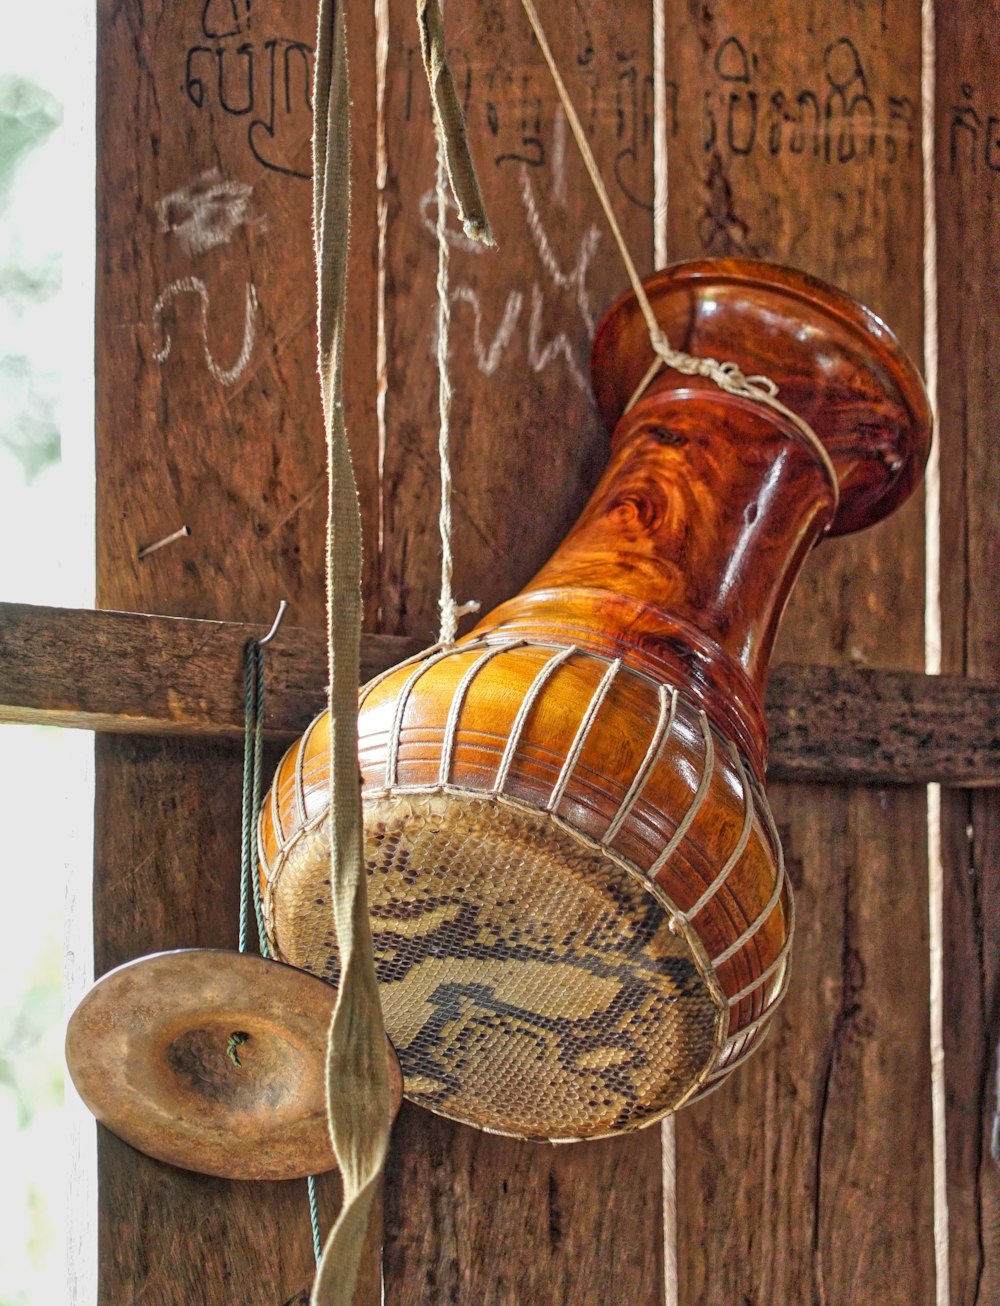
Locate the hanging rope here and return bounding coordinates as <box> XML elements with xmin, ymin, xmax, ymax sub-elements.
<box><xmin>238</xmin><ymin>639</ymin><xmax>261</xmax><ymax>956</ymax></box>
<box><xmin>310</xmin><ymin>2</ymin><xmax>392</xmax><ymax>1303</ymax></box>
<box><xmin>238</xmin><ymin>601</ymin><xmax>287</xmax><ymax>955</ymax></box>
<box><xmin>431</xmin><ymin>11</ymin><xmax>481</xmax><ymax>647</ymax></box>
<box><xmin>235</xmin><ymin>605</ymin><xmax>325</xmax><ymax>1263</ymax></box>
<box><xmin>412</xmin><ymin>0</ymin><xmax>837</xmax><ymax>506</ymax></box>
<box><xmin>300</xmin><ymin>4</ymin><xmax>845</xmax><ymax>1295</ymax></box>
<box><xmin>238</xmin><ymin>640</ymin><xmax>270</xmax><ymax>956</ymax></box>
<box><xmin>514</xmin><ymin>0</ymin><xmax>839</xmax><ymax>508</ymax></box>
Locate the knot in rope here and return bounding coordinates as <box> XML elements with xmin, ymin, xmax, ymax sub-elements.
<box><xmin>644</xmin><ymin>334</ymin><xmax>782</xmax><ymax>403</ymax></box>
<box><xmin>439</xmin><ymin>597</ymin><xmax>481</xmax><ymax>648</ymax></box>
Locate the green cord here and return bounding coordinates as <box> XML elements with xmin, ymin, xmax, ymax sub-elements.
<box><xmin>307</xmin><ymin>1174</ymin><xmax>323</xmax><ymax>1263</ymax></box>
<box><xmin>238</xmin><ymin>640</ymin><xmax>258</xmax><ymax>953</ymax></box>
<box><xmin>237</xmin><ymin>624</ymin><xmax>320</xmax><ymax>1265</ymax></box>
<box><xmin>238</xmin><ymin>639</ymin><xmax>270</xmax><ymax>959</ymax></box>
<box><xmin>250</xmin><ymin>642</ymin><xmax>270</xmax><ymax>959</ymax></box>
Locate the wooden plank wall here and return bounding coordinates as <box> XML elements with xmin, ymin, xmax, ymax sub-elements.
<box><xmin>90</xmin><ymin>0</ymin><xmax>996</xmax><ymax>1303</ymax></box>
<box><xmin>377</xmin><ymin>7</ymin><xmax>664</xmax><ymax>1302</ymax></box>
<box><xmin>659</xmin><ymin>6</ymin><xmax>935</xmax><ymax>1303</ymax></box>
<box><xmin>937</xmin><ymin>3</ymin><xmax>1000</xmax><ymax>1302</ymax></box>
<box><xmin>94</xmin><ymin>1</ymin><xmax>370</xmax><ymax>1300</ymax></box>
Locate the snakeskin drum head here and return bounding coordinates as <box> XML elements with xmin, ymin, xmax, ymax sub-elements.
<box><xmin>268</xmin><ymin>792</ymin><xmax>721</xmax><ymax>1141</ymax></box>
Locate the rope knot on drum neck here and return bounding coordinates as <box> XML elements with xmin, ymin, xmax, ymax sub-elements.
<box><xmin>635</xmin><ymin>333</ymin><xmax>781</xmax><ymax>406</ymax></box>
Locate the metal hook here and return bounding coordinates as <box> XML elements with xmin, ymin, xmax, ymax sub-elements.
<box><xmin>258</xmin><ymin>599</ymin><xmax>289</xmax><ymax>648</ymax></box>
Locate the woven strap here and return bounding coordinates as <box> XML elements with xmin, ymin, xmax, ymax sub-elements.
<box><xmin>310</xmin><ymin>2</ymin><xmax>392</xmax><ymax>1303</ymax></box>
<box><xmin>417</xmin><ymin>0</ymin><xmax>494</xmax><ymax>246</ymax></box>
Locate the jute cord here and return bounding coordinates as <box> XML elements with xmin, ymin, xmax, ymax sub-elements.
<box><xmin>239</xmin><ymin>639</ymin><xmax>273</xmax><ymax>959</ymax></box>
<box><xmin>280</xmin><ymin>5</ymin><xmax>821</xmax><ymax>1289</ymax></box>
<box><xmin>433</xmin><ymin>111</ymin><xmax>480</xmax><ymax>645</ymax></box>
<box><xmin>237</xmin><ymin>615</ymin><xmax>324</xmax><ymax>1263</ymax></box>
<box><xmin>514</xmin><ymin>0</ymin><xmax>839</xmax><ymax>510</ymax></box>
<box><xmin>415</xmin><ymin>1</ymin><xmax>838</xmax><ymax>656</ymax></box>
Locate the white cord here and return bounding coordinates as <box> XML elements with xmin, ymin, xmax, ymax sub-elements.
<box><xmin>432</xmin><ymin>65</ymin><xmax>480</xmax><ymax>646</ymax></box>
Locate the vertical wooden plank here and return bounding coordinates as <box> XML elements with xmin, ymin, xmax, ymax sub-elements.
<box><xmin>378</xmin><ymin>4</ymin><xmax>665</xmax><ymax>1303</ymax></box>
<box><xmin>660</xmin><ymin>8</ymin><xmax>935</xmax><ymax>1303</ymax></box>
<box><xmin>936</xmin><ymin>3</ymin><xmax>1000</xmax><ymax>1301</ymax></box>
<box><xmin>96</xmin><ymin>0</ymin><xmax>379</xmax><ymax>628</ymax></box>
<box><xmin>380</xmin><ymin>0</ymin><xmax>657</xmax><ymax>637</ymax></box>
<box><xmin>93</xmin><ymin>737</ymin><xmax>354</xmax><ymax>1305</ymax></box>
<box><xmin>94</xmin><ymin>1</ymin><xmax>379</xmax><ymax>1300</ymax></box>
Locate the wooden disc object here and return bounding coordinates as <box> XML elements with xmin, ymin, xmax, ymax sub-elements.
<box><xmin>66</xmin><ymin>949</ymin><xmax>403</xmax><ymax>1180</ymax></box>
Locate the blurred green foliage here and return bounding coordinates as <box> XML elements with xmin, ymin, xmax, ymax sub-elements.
<box><xmin>0</xmin><ymin>356</ymin><xmax>59</xmax><ymax>482</ymax></box>
<box><xmin>0</xmin><ymin>940</ymin><xmax>64</xmax><ymax>1130</ymax></box>
<box><xmin>0</xmin><ymin>49</ymin><xmax>85</xmax><ymax>1306</ymax></box>
<box><xmin>0</xmin><ymin>75</ymin><xmax>63</xmax><ymax>483</ymax></box>
<box><xmin>0</xmin><ymin>75</ymin><xmax>61</xmax><ymax>199</ymax></box>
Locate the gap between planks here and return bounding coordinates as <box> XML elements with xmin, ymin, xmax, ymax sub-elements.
<box><xmin>921</xmin><ymin>0</ymin><xmax>950</xmax><ymax>1299</ymax></box>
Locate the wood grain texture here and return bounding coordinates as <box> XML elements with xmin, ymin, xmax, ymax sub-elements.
<box><xmin>380</xmin><ymin>0</ymin><xmax>656</xmax><ymax>640</ymax></box>
<box><xmin>379</xmin><ymin>2</ymin><xmax>667</xmax><ymax>1301</ymax></box>
<box><xmin>4</xmin><ymin>599</ymin><xmax>999</xmax><ymax>778</ymax></box>
<box><xmin>0</xmin><ymin>603</ymin><xmax>423</xmax><ymax>740</ymax></box>
<box><xmin>661</xmin><ymin>5</ymin><xmax>935</xmax><ymax>1302</ymax></box>
<box><xmin>93</xmin><ymin>735</ymin><xmax>366</xmax><ymax>1306</ymax></box>
<box><xmin>384</xmin><ymin>1104</ymin><xmax>662</xmax><ymax>1305</ymax></box>
<box><xmin>94</xmin><ymin>0</ymin><xmax>379</xmax><ymax>1300</ymax></box>
<box><xmin>84</xmin><ymin>0</ymin><xmax>957</xmax><ymax>1301</ymax></box>
<box><xmin>935</xmin><ymin>2</ymin><xmax>1000</xmax><ymax>1300</ymax></box>
<box><xmin>96</xmin><ymin>0</ymin><xmax>379</xmax><ymax>630</ymax></box>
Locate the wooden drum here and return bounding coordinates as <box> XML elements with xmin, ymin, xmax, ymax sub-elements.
<box><xmin>259</xmin><ymin>259</ymin><xmax>931</xmax><ymax>1141</ymax></box>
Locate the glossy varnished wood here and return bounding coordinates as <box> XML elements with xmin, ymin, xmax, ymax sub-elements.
<box><xmin>260</xmin><ymin>258</ymin><xmax>927</xmax><ymax>1146</ymax></box>
<box><xmin>264</xmin><ymin>643</ymin><xmax>786</xmax><ymax>1045</ymax></box>
<box><xmin>378</xmin><ymin>2</ymin><xmax>667</xmax><ymax>1299</ymax></box>
<box><xmin>480</xmin><ymin>260</ymin><xmax>928</xmax><ymax>779</ymax></box>
<box><xmin>84</xmin><ymin>2</ymin><xmax>949</xmax><ymax>1303</ymax></box>
<box><xmin>592</xmin><ymin>259</ymin><xmax>932</xmax><ymax>536</ymax></box>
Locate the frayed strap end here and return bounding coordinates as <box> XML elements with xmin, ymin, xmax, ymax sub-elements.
<box><xmin>462</xmin><ymin>217</ymin><xmax>496</xmax><ymax>248</ymax></box>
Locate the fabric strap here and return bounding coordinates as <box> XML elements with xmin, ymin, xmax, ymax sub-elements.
<box><xmin>417</xmin><ymin>0</ymin><xmax>495</xmax><ymax>246</ymax></box>
<box><xmin>310</xmin><ymin>2</ymin><xmax>392</xmax><ymax>1303</ymax></box>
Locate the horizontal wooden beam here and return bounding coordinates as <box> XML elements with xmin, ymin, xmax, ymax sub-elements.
<box><xmin>0</xmin><ymin>602</ymin><xmax>996</xmax><ymax>787</ymax></box>
<box><xmin>0</xmin><ymin>601</ymin><xmax>425</xmax><ymax>744</ymax></box>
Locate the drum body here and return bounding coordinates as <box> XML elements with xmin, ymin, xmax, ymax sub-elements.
<box><xmin>259</xmin><ymin>258</ymin><xmax>931</xmax><ymax>1141</ymax></box>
